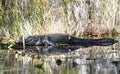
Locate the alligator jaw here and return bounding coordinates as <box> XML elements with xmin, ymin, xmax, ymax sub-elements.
<box><xmin>15</xmin><ymin>38</ymin><xmax>33</xmax><ymax>45</ymax></box>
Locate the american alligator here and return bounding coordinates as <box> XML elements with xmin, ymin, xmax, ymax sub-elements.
<box><xmin>15</xmin><ymin>33</ymin><xmax>119</xmax><ymax>47</ymax></box>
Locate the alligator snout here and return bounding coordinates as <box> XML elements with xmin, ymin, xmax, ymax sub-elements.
<box><xmin>15</xmin><ymin>36</ymin><xmax>34</xmax><ymax>43</ymax></box>
<box><xmin>15</xmin><ymin>40</ymin><xmax>18</xmax><ymax>43</ymax></box>
<box><xmin>15</xmin><ymin>40</ymin><xmax>23</xmax><ymax>44</ymax></box>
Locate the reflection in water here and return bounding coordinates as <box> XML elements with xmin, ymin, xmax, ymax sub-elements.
<box><xmin>0</xmin><ymin>44</ymin><xmax>120</xmax><ymax>74</ymax></box>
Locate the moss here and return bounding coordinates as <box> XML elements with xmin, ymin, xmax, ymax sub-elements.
<box><xmin>0</xmin><ymin>42</ymin><xmax>10</xmax><ymax>49</ymax></box>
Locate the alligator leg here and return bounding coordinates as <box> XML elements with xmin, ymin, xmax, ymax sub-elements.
<box><xmin>43</xmin><ymin>36</ymin><xmax>55</xmax><ymax>46</ymax></box>
<box><xmin>35</xmin><ymin>38</ymin><xmax>41</xmax><ymax>45</ymax></box>
<box><xmin>43</xmin><ymin>40</ymin><xmax>54</xmax><ymax>46</ymax></box>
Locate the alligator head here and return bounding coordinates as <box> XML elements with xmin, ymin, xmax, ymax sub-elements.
<box><xmin>15</xmin><ymin>35</ymin><xmax>44</xmax><ymax>46</ymax></box>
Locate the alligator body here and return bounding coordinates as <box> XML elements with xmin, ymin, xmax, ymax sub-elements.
<box><xmin>15</xmin><ymin>33</ymin><xmax>119</xmax><ymax>47</ymax></box>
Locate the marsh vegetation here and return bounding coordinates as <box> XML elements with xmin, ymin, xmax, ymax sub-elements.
<box><xmin>0</xmin><ymin>0</ymin><xmax>120</xmax><ymax>42</ymax></box>
<box><xmin>0</xmin><ymin>0</ymin><xmax>120</xmax><ymax>74</ymax></box>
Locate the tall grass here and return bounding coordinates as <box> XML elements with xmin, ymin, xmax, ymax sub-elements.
<box><xmin>0</xmin><ymin>0</ymin><xmax>120</xmax><ymax>42</ymax></box>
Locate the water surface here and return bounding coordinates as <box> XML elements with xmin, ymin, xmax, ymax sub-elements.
<box><xmin>0</xmin><ymin>43</ymin><xmax>120</xmax><ymax>74</ymax></box>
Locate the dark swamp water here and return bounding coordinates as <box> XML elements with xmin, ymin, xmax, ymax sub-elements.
<box><xmin>0</xmin><ymin>40</ymin><xmax>120</xmax><ymax>74</ymax></box>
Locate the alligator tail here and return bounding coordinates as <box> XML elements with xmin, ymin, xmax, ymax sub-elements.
<box><xmin>70</xmin><ymin>37</ymin><xmax>118</xmax><ymax>47</ymax></box>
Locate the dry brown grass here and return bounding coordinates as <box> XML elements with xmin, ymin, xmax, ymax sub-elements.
<box><xmin>21</xmin><ymin>0</ymin><xmax>120</xmax><ymax>36</ymax></box>
<box><xmin>0</xmin><ymin>0</ymin><xmax>120</xmax><ymax>41</ymax></box>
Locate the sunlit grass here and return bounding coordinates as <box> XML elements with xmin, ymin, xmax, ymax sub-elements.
<box><xmin>0</xmin><ymin>0</ymin><xmax>120</xmax><ymax>42</ymax></box>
